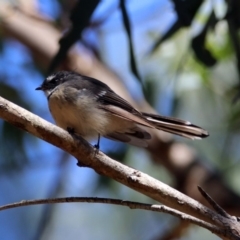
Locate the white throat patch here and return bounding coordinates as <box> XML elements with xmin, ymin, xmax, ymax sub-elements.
<box><xmin>44</xmin><ymin>87</ymin><xmax>57</xmax><ymax>98</ymax></box>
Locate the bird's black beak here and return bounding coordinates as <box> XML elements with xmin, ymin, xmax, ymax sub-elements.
<box><xmin>35</xmin><ymin>86</ymin><xmax>42</xmax><ymax>90</ymax></box>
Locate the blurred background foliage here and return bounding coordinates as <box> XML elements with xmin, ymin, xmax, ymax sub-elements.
<box><xmin>0</xmin><ymin>0</ymin><xmax>240</xmax><ymax>239</ymax></box>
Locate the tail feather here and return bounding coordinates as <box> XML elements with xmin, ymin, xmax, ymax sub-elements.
<box><xmin>142</xmin><ymin>113</ymin><xmax>209</xmax><ymax>140</ymax></box>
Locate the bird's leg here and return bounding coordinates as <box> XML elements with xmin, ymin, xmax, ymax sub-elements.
<box><xmin>67</xmin><ymin>127</ymin><xmax>75</xmax><ymax>134</ymax></box>
<box><xmin>94</xmin><ymin>134</ymin><xmax>101</xmax><ymax>153</ymax></box>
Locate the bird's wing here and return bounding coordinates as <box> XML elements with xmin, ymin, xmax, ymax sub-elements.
<box><xmin>97</xmin><ymin>91</ymin><xmax>154</xmax><ymax>128</ymax></box>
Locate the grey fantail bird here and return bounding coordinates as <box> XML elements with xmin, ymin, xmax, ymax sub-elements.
<box><xmin>36</xmin><ymin>71</ymin><xmax>209</xmax><ymax>148</ymax></box>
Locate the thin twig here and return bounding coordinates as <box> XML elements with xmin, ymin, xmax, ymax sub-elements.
<box><xmin>198</xmin><ymin>186</ymin><xmax>232</xmax><ymax>219</ymax></box>
<box><xmin>0</xmin><ymin>197</ymin><xmax>221</xmax><ymax>234</ymax></box>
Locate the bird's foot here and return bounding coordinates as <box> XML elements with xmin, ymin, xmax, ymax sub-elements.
<box><xmin>76</xmin><ymin>161</ymin><xmax>89</xmax><ymax>168</ymax></box>
<box><xmin>67</xmin><ymin>127</ymin><xmax>75</xmax><ymax>134</ymax></box>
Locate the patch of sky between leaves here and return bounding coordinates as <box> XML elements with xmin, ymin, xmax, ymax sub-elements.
<box><xmin>37</xmin><ymin>0</ymin><xmax>61</xmax><ymax>20</ymax></box>
<box><xmin>92</xmin><ymin>0</ymin><xmax>176</xmax><ymax>32</ymax></box>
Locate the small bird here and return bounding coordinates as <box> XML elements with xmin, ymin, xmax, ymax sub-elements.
<box><xmin>36</xmin><ymin>71</ymin><xmax>209</xmax><ymax>148</ymax></box>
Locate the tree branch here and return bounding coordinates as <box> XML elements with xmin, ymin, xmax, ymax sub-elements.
<box><xmin>0</xmin><ymin>96</ymin><xmax>240</xmax><ymax>239</ymax></box>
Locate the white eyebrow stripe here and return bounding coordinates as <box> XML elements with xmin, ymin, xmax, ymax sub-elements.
<box><xmin>46</xmin><ymin>74</ymin><xmax>56</xmax><ymax>82</ymax></box>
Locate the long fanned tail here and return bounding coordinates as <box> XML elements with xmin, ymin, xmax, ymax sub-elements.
<box><xmin>142</xmin><ymin>112</ymin><xmax>209</xmax><ymax>140</ymax></box>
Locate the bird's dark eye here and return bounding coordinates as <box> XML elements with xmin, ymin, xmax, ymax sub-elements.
<box><xmin>50</xmin><ymin>78</ymin><xmax>58</xmax><ymax>84</ymax></box>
